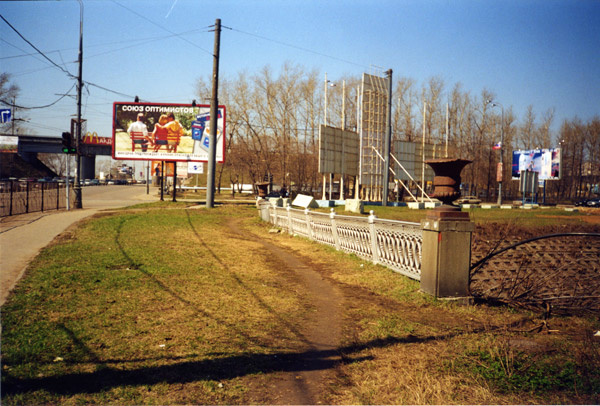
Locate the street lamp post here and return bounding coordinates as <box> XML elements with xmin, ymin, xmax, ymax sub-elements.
<box><xmin>322</xmin><ymin>73</ymin><xmax>335</xmax><ymax>200</ymax></box>
<box><xmin>488</xmin><ymin>100</ymin><xmax>504</xmax><ymax>205</ymax></box>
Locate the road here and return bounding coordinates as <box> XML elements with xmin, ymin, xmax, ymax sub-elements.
<box><xmin>0</xmin><ymin>185</ymin><xmax>158</xmax><ymax>306</ymax></box>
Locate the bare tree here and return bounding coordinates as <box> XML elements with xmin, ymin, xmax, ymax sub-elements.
<box><xmin>518</xmin><ymin>105</ymin><xmax>536</xmax><ymax>150</ymax></box>
<box><xmin>420</xmin><ymin>76</ymin><xmax>445</xmax><ymax>145</ymax></box>
<box><xmin>535</xmin><ymin>108</ymin><xmax>555</xmax><ymax>148</ymax></box>
<box><xmin>394</xmin><ymin>77</ymin><xmax>417</xmax><ymax>142</ymax></box>
<box><xmin>0</xmin><ymin>73</ymin><xmax>23</xmax><ymax>139</ymax></box>
<box><xmin>195</xmin><ymin>63</ymin><xmax>599</xmax><ymax>204</ymax></box>
<box><xmin>37</xmin><ymin>153</ymin><xmax>69</xmax><ymax>177</ymax></box>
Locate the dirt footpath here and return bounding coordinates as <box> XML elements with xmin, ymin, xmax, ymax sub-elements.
<box><xmin>226</xmin><ymin>218</ymin><xmax>343</xmax><ymax>405</ymax></box>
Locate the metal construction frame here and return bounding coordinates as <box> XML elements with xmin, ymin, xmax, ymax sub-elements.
<box><xmin>359</xmin><ymin>73</ymin><xmax>389</xmax><ymax>202</ymax></box>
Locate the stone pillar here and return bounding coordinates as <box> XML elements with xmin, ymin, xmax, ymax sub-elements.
<box><xmin>420</xmin><ymin>158</ymin><xmax>474</xmax><ymax>299</ymax></box>
<box><xmin>420</xmin><ymin>214</ymin><xmax>474</xmax><ymax>298</ymax></box>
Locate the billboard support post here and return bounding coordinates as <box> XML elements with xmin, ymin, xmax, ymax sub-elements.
<box><xmin>207</xmin><ymin>18</ymin><xmax>221</xmax><ymax>208</ymax></box>
<box><xmin>160</xmin><ymin>161</ymin><xmax>164</xmax><ymax>201</ymax></box>
<box><xmin>382</xmin><ymin>69</ymin><xmax>392</xmax><ymax>206</ymax></box>
<box><xmin>172</xmin><ymin>161</ymin><xmax>177</xmax><ymax>202</ymax></box>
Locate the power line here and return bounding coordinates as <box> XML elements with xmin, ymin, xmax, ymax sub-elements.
<box><xmin>0</xmin><ymin>13</ymin><xmax>76</xmax><ymax>79</ymax></box>
<box><xmin>0</xmin><ymin>84</ymin><xmax>76</xmax><ymax>110</ymax></box>
<box><xmin>110</xmin><ymin>0</ymin><xmax>213</xmax><ymax>57</ymax></box>
<box><xmin>229</xmin><ymin>26</ymin><xmax>370</xmax><ymax>70</ymax></box>
<box><xmin>1</xmin><ymin>12</ymin><xmax>136</xmax><ymax>101</ymax></box>
<box><xmin>83</xmin><ymin>81</ymin><xmax>136</xmax><ymax>100</ymax></box>
<box><xmin>1</xmin><ymin>29</ymin><xmax>208</xmax><ymax>61</ymax></box>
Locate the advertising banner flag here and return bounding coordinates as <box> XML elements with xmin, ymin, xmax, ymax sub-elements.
<box><xmin>112</xmin><ymin>102</ymin><xmax>226</xmax><ymax>162</ymax></box>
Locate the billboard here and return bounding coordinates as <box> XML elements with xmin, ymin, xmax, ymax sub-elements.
<box><xmin>318</xmin><ymin>125</ymin><xmax>359</xmax><ymax>176</ymax></box>
<box><xmin>112</xmin><ymin>102</ymin><xmax>226</xmax><ymax>162</ymax></box>
<box><xmin>511</xmin><ymin>148</ymin><xmax>561</xmax><ymax>180</ymax></box>
<box><xmin>393</xmin><ymin>140</ymin><xmax>440</xmax><ymax>182</ymax></box>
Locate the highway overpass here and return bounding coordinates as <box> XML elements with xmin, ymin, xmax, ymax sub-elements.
<box><xmin>17</xmin><ymin>135</ymin><xmax>112</xmax><ymax>179</ymax></box>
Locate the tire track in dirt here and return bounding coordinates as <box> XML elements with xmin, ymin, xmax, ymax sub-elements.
<box><xmin>226</xmin><ymin>218</ymin><xmax>343</xmax><ymax>405</ymax></box>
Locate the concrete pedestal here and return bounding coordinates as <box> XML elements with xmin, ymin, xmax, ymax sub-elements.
<box><xmin>345</xmin><ymin>199</ymin><xmax>363</xmax><ymax>214</ymax></box>
<box><xmin>292</xmin><ymin>194</ymin><xmax>319</xmax><ymax>209</ymax></box>
<box><xmin>420</xmin><ymin>211</ymin><xmax>474</xmax><ymax>298</ymax></box>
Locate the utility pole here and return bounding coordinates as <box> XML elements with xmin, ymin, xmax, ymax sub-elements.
<box><xmin>322</xmin><ymin>72</ymin><xmax>328</xmax><ymax>200</ymax></box>
<box><xmin>421</xmin><ymin>101</ymin><xmax>426</xmax><ymax>201</ymax></box>
<box><xmin>487</xmin><ymin>100</ymin><xmax>504</xmax><ymax>205</ymax></box>
<box><xmin>445</xmin><ymin>103</ymin><xmax>449</xmax><ymax>158</ymax></box>
<box><xmin>73</xmin><ymin>0</ymin><xmax>84</xmax><ymax>209</ymax></box>
<box><xmin>206</xmin><ymin>18</ymin><xmax>221</xmax><ymax>208</ymax></box>
<box><xmin>340</xmin><ymin>80</ymin><xmax>345</xmax><ymax>200</ymax></box>
<box><xmin>382</xmin><ymin>69</ymin><xmax>392</xmax><ymax>206</ymax></box>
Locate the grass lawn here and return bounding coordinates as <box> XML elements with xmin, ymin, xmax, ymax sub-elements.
<box><xmin>1</xmin><ymin>203</ymin><xmax>599</xmax><ymax>404</ymax></box>
<box><xmin>318</xmin><ymin>204</ymin><xmax>600</xmax><ymax>228</ymax></box>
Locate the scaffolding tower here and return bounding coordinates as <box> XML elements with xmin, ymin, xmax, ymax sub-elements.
<box><xmin>359</xmin><ymin>73</ymin><xmax>388</xmax><ymax>201</ymax></box>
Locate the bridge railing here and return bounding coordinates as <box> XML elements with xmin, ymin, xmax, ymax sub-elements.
<box><xmin>259</xmin><ymin>202</ymin><xmax>423</xmax><ymax>280</ymax></box>
<box><xmin>0</xmin><ymin>180</ymin><xmax>74</xmax><ymax>217</ymax></box>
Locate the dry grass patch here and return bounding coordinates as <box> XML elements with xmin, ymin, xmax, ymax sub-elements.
<box><xmin>1</xmin><ymin>206</ymin><xmax>313</xmax><ymax>404</ymax></box>
<box><xmin>247</xmin><ymin>211</ymin><xmax>600</xmax><ymax>404</ymax></box>
<box><xmin>3</xmin><ymin>204</ymin><xmax>599</xmax><ymax>404</ymax></box>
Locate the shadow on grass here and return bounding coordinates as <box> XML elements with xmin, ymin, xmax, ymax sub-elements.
<box><xmin>184</xmin><ymin>211</ymin><xmax>311</xmax><ymax>345</ymax></box>
<box><xmin>2</xmin><ymin>334</ymin><xmax>444</xmax><ymax>396</ymax></box>
<box><xmin>2</xmin><ymin>211</ymin><xmax>454</xmax><ymax>396</ymax></box>
<box><xmin>112</xmin><ymin>216</ymin><xmax>273</xmax><ymax>348</ymax></box>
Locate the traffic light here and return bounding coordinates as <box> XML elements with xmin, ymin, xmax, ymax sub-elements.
<box><xmin>61</xmin><ymin>132</ymin><xmax>76</xmax><ymax>154</ymax></box>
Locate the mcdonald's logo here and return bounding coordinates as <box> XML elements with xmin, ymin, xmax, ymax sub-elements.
<box><xmin>84</xmin><ymin>131</ymin><xmax>99</xmax><ymax>144</ymax></box>
<box><xmin>82</xmin><ymin>132</ymin><xmax>112</xmax><ymax>145</ymax></box>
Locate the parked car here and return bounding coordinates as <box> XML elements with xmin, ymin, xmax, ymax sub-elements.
<box><xmin>575</xmin><ymin>198</ymin><xmax>600</xmax><ymax>207</ymax></box>
<box><xmin>586</xmin><ymin>198</ymin><xmax>600</xmax><ymax>208</ymax></box>
<box><xmin>454</xmin><ymin>195</ymin><xmax>481</xmax><ymax>205</ymax></box>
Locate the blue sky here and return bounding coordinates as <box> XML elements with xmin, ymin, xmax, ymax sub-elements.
<box><xmin>1</xmin><ymin>0</ymin><xmax>599</xmax><ymax>145</ymax></box>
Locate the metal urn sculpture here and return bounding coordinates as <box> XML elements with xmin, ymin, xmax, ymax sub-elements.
<box><xmin>425</xmin><ymin>158</ymin><xmax>472</xmax><ymax>219</ymax></box>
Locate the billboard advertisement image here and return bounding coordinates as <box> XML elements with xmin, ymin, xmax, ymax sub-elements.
<box><xmin>511</xmin><ymin>148</ymin><xmax>561</xmax><ymax>180</ymax></box>
<box><xmin>112</xmin><ymin>102</ymin><xmax>226</xmax><ymax>162</ymax></box>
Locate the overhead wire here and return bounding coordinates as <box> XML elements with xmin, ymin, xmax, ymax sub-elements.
<box><xmin>1</xmin><ymin>29</ymin><xmax>208</xmax><ymax>63</ymax></box>
<box><xmin>0</xmin><ymin>13</ymin><xmax>76</xmax><ymax>79</ymax></box>
<box><xmin>0</xmin><ymin>84</ymin><xmax>76</xmax><ymax>110</ymax></box>
<box><xmin>228</xmin><ymin>26</ymin><xmax>370</xmax><ymax>70</ymax></box>
<box><xmin>3</xmin><ymin>3</ymin><xmax>373</xmax><ymax>138</ymax></box>
<box><xmin>1</xmin><ymin>11</ymin><xmax>137</xmax><ymax>102</ymax></box>
<box><xmin>110</xmin><ymin>0</ymin><xmax>213</xmax><ymax>56</ymax></box>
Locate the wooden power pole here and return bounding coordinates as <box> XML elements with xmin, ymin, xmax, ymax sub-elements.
<box><xmin>206</xmin><ymin>18</ymin><xmax>221</xmax><ymax>208</ymax></box>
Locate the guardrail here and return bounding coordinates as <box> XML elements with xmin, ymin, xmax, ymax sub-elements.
<box><xmin>259</xmin><ymin>202</ymin><xmax>423</xmax><ymax>280</ymax></box>
<box><xmin>0</xmin><ymin>180</ymin><xmax>74</xmax><ymax>217</ymax></box>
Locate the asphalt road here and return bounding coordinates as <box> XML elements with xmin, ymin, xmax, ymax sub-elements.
<box><xmin>0</xmin><ymin>185</ymin><xmax>157</xmax><ymax>306</ymax></box>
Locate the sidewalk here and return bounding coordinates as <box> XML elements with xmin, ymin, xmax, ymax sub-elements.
<box><xmin>0</xmin><ymin>189</ymin><xmax>157</xmax><ymax>306</ymax></box>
